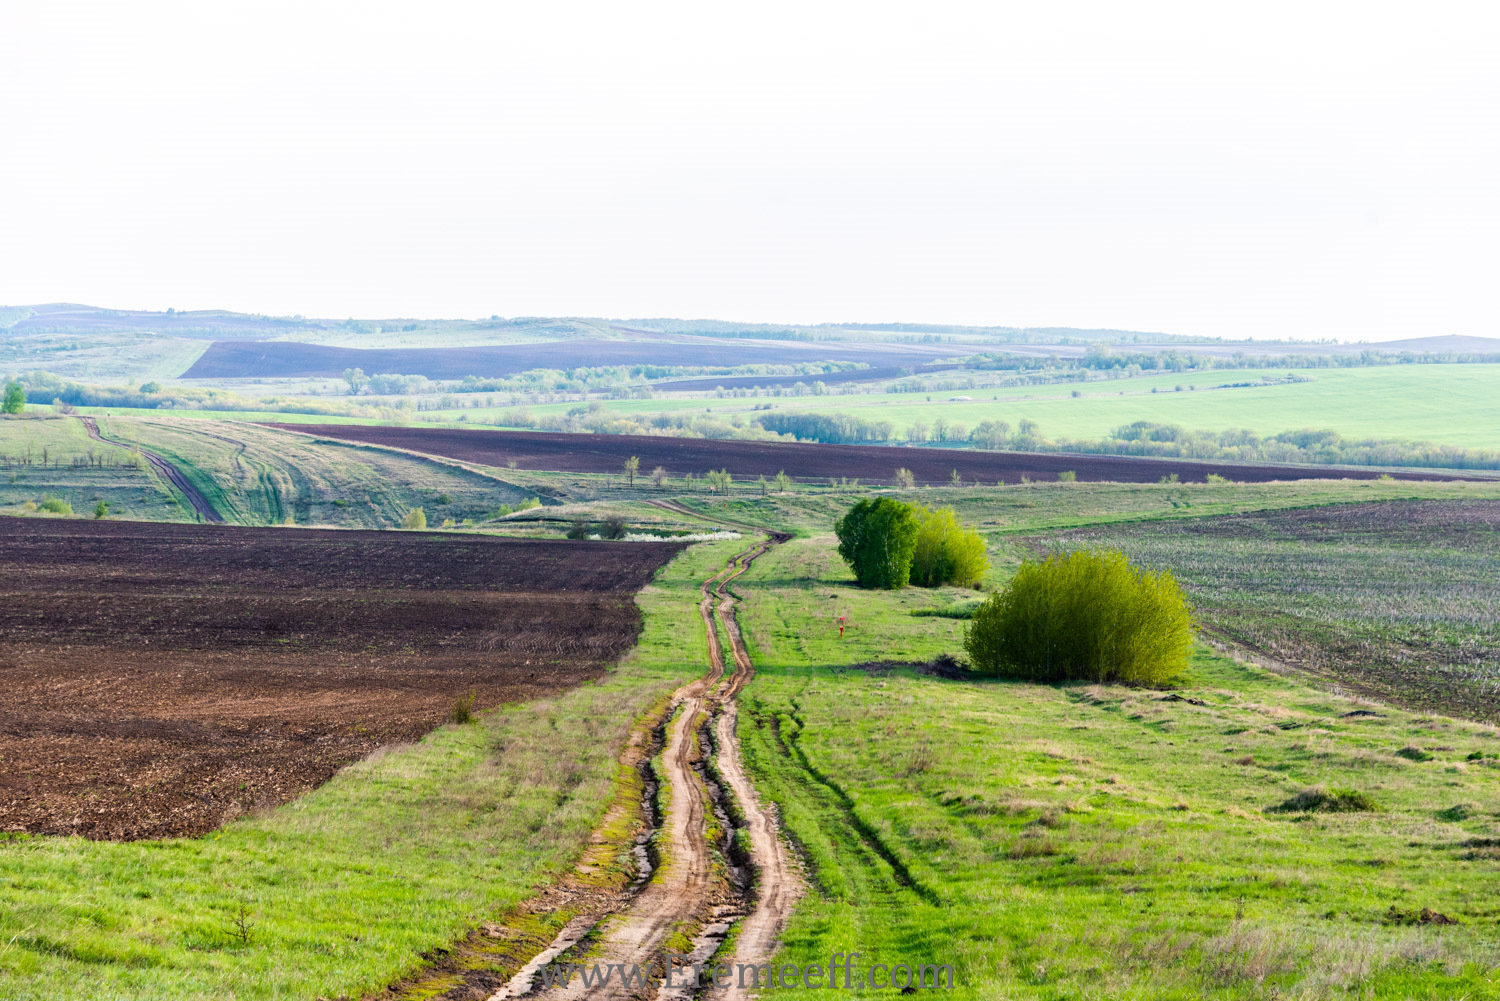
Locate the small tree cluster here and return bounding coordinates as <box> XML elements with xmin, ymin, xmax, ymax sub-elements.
<box><xmin>835</xmin><ymin>499</ymin><xmax>988</xmax><ymax>590</ymax></box>
<box><xmin>964</xmin><ymin>550</ymin><xmax>1193</xmax><ymax>686</ymax></box>
<box><xmin>2</xmin><ymin>381</ymin><xmax>25</xmax><ymax>415</ymax></box>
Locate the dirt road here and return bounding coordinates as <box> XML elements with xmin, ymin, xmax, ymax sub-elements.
<box><xmin>80</xmin><ymin>416</ymin><xmax>224</xmax><ymax>522</ymax></box>
<box><xmin>483</xmin><ymin>536</ymin><xmax>799</xmax><ymax>1001</ymax></box>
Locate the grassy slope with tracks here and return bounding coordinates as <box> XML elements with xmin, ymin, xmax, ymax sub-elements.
<box><xmin>0</xmin><ymin>416</ymin><xmax>541</xmax><ymax>527</ymax></box>
<box><xmin>708</xmin><ymin>485</ymin><xmax>1500</xmax><ymax>1000</ymax></box>
<box><xmin>0</xmin><ymin>538</ymin><xmax>740</xmax><ymax>1001</ymax></box>
<box><xmin>0</xmin><ymin>416</ymin><xmax>189</xmax><ymax>521</ymax></box>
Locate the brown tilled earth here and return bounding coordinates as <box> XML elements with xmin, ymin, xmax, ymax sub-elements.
<box><xmin>265</xmin><ymin>424</ymin><xmax>1481</xmax><ymax>484</ymax></box>
<box><xmin>0</xmin><ymin>517</ymin><xmax>683</xmax><ymax>841</ymax></box>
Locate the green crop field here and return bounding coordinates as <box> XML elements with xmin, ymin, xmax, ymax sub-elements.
<box><xmin>1025</xmin><ymin>499</ymin><xmax>1500</xmax><ymax>724</ymax></box>
<box><xmin>0</xmin><ymin>415</ymin><xmax>545</xmax><ymax>527</ymax></box>
<box><xmin>376</xmin><ymin>363</ymin><xmax>1500</xmax><ymax>450</ymax></box>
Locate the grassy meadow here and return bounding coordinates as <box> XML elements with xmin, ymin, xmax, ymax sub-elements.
<box><xmin>0</xmin><ymin>415</ymin><xmax>188</xmax><ymax>521</ymax></box>
<box><xmin>731</xmin><ymin>525</ymin><xmax>1500</xmax><ymax>1000</ymax></box>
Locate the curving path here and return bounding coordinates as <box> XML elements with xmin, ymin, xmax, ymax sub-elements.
<box><xmin>80</xmin><ymin>417</ymin><xmax>223</xmax><ymax>523</ymax></box>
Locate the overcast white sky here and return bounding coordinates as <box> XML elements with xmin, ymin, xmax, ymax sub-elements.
<box><xmin>2</xmin><ymin>1</ymin><xmax>1497</xmax><ymax>340</ymax></box>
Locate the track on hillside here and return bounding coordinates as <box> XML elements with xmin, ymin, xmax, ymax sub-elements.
<box><xmin>518</xmin><ymin>534</ymin><xmax>797</xmax><ymax>1001</ymax></box>
<box><xmin>262</xmin><ymin>423</ymin><xmax>1481</xmax><ymax>485</ymax></box>
<box><xmin>388</xmin><ymin>535</ymin><xmax>798</xmax><ymax>1001</ymax></box>
<box><xmin>80</xmin><ymin>416</ymin><xmax>224</xmax><ymax>522</ymax></box>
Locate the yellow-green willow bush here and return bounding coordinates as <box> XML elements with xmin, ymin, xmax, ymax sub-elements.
<box><xmin>964</xmin><ymin>549</ymin><xmax>1194</xmax><ymax>686</ymax></box>
<box><xmin>910</xmin><ymin>504</ymin><xmax>990</xmax><ymax>588</ymax></box>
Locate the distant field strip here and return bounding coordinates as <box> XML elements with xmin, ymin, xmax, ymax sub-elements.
<box><xmin>266</xmin><ymin>424</ymin><xmax>1484</xmax><ymax>484</ymax></box>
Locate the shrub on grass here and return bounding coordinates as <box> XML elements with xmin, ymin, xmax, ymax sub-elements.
<box><xmin>910</xmin><ymin>505</ymin><xmax>990</xmax><ymax>588</ymax></box>
<box><xmin>963</xmin><ymin>549</ymin><xmax>1193</xmax><ymax>686</ymax></box>
<box><xmin>450</xmin><ymin>690</ymin><xmax>477</xmax><ymax>724</ymax></box>
<box><xmin>565</xmin><ymin>518</ymin><xmax>590</xmax><ymax>540</ymax></box>
<box><xmin>598</xmin><ymin>515</ymin><xmax>628</xmax><ymax>540</ymax></box>
<box><xmin>38</xmin><ymin>496</ymin><xmax>72</xmax><ymax>515</ymax></box>
<box><xmin>1395</xmin><ymin>745</ymin><xmax>1433</xmax><ymax>761</ymax></box>
<box><xmin>835</xmin><ymin>497</ymin><xmax>920</xmax><ymax>589</ymax></box>
<box><xmin>1267</xmin><ymin>786</ymin><xmax>1380</xmax><ymax>814</ymax></box>
<box><xmin>93</xmin><ymin>500</ymin><xmax>109</xmax><ymax>519</ymax></box>
<box><xmin>402</xmin><ymin>507</ymin><xmax>427</xmax><ymax>530</ymax></box>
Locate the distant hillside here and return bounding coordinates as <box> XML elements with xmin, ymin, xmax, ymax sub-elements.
<box><xmin>181</xmin><ymin>337</ymin><xmax>966</xmax><ymax>380</ymax></box>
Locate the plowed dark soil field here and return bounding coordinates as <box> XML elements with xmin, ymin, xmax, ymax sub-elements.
<box><xmin>265</xmin><ymin>424</ymin><xmax>1478</xmax><ymax>484</ymax></box>
<box><xmin>0</xmin><ymin>517</ymin><xmax>682</xmax><ymax>840</ymax></box>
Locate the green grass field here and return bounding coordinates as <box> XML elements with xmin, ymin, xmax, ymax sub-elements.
<box><xmin>732</xmin><ymin>527</ymin><xmax>1500</xmax><ymax>1000</ymax></box>
<box><xmin>369</xmin><ymin>363</ymin><xmax>1500</xmax><ymax>450</ymax></box>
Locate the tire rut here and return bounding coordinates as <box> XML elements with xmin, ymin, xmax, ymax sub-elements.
<box><xmin>488</xmin><ymin>534</ymin><xmax>799</xmax><ymax>1001</ymax></box>
<box><xmin>79</xmin><ymin>417</ymin><xmax>224</xmax><ymax>523</ymax></box>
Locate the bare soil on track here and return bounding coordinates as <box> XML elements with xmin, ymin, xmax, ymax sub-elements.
<box><xmin>391</xmin><ymin>538</ymin><xmax>798</xmax><ymax>1001</ymax></box>
<box><xmin>0</xmin><ymin>517</ymin><xmax>682</xmax><ymax>840</ymax></box>
<box><xmin>266</xmin><ymin>424</ymin><xmax>1477</xmax><ymax>485</ymax></box>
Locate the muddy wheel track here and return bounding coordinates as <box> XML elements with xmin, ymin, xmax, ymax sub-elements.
<box><xmin>476</xmin><ymin>533</ymin><xmax>798</xmax><ymax>1001</ymax></box>
<box><xmin>79</xmin><ymin>416</ymin><xmax>224</xmax><ymax>523</ymax></box>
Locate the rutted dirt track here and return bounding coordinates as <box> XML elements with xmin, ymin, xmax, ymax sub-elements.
<box><xmin>457</xmin><ymin>535</ymin><xmax>798</xmax><ymax>1001</ymax></box>
<box><xmin>80</xmin><ymin>416</ymin><xmax>224</xmax><ymax>522</ymax></box>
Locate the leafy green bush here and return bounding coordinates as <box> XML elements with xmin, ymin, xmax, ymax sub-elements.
<box><xmin>93</xmin><ymin>500</ymin><xmax>109</xmax><ymax>519</ymax></box>
<box><xmin>964</xmin><ymin>550</ymin><xmax>1193</xmax><ymax>685</ymax></box>
<box><xmin>402</xmin><ymin>507</ymin><xmax>427</xmax><ymax>530</ymax></box>
<box><xmin>38</xmin><ymin>496</ymin><xmax>72</xmax><ymax>515</ymax></box>
<box><xmin>449</xmin><ymin>690</ymin><xmax>477</xmax><ymax>725</ymax></box>
<box><xmin>910</xmin><ymin>505</ymin><xmax>990</xmax><ymax>588</ymax></box>
<box><xmin>835</xmin><ymin>498</ymin><xmax>920</xmax><ymax>589</ymax></box>
<box><xmin>565</xmin><ymin>518</ymin><xmax>590</xmax><ymax>540</ymax></box>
